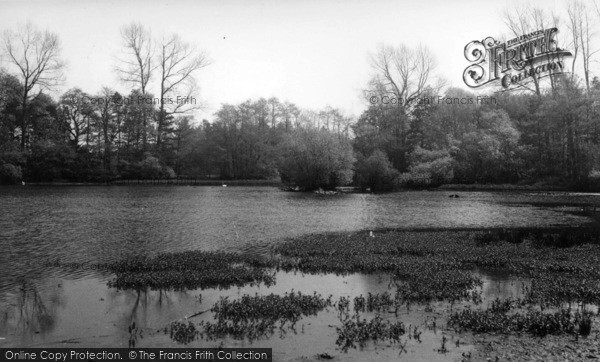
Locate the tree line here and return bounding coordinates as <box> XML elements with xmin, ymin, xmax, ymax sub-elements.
<box><xmin>1</xmin><ymin>4</ymin><xmax>600</xmax><ymax>191</ymax></box>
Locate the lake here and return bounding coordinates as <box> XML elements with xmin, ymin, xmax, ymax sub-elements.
<box><xmin>0</xmin><ymin>186</ymin><xmax>597</xmax><ymax>357</ymax></box>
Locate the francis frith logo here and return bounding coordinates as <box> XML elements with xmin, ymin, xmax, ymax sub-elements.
<box><xmin>463</xmin><ymin>28</ymin><xmax>572</xmax><ymax>90</ymax></box>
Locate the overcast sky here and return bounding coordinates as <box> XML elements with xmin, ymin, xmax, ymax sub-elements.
<box><xmin>0</xmin><ymin>0</ymin><xmax>579</xmax><ymax>121</ymax></box>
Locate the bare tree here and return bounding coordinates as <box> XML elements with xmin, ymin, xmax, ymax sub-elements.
<box><xmin>368</xmin><ymin>44</ymin><xmax>437</xmax><ymax>106</ymax></box>
<box><xmin>116</xmin><ymin>23</ymin><xmax>154</xmax><ymax>148</ymax></box>
<box><xmin>117</xmin><ymin>23</ymin><xmax>153</xmax><ymax>95</ymax></box>
<box><xmin>1</xmin><ymin>23</ymin><xmax>65</xmax><ymax>149</ymax></box>
<box><xmin>567</xmin><ymin>2</ymin><xmax>581</xmax><ymax>81</ymax></box>
<box><xmin>367</xmin><ymin>43</ymin><xmax>438</xmax><ymax>152</ymax></box>
<box><xmin>155</xmin><ymin>34</ymin><xmax>210</xmax><ymax>148</ymax></box>
<box><xmin>502</xmin><ymin>5</ymin><xmax>561</xmax><ymax>95</ymax></box>
<box><xmin>568</xmin><ymin>0</ymin><xmax>598</xmax><ymax>94</ymax></box>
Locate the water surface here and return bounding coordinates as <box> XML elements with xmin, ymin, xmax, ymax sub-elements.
<box><xmin>0</xmin><ymin>186</ymin><xmax>597</xmax><ymax>358</ymax></box>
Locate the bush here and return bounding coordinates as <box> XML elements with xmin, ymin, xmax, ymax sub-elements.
<box><xmin>588</xmin><ymin>170</ymin><xmax>600</xmax><ymax>192</ymax></box>
<box><xmin>407</xmin><ymin>147</ymin><xmax>454</xmax><ymax>186</ymax></box>
<box><xmin>398</xmin><ymin>171</ymin><xmax>432</xmax><ymax>189</ymax></box>
<box><xmin>161</xmin><ymin>166</ymin><xmax>176</xmax><ymax>179</ymax></box>
<box><xmin>278</xmin><ymin>128</ymin><xmax>355</xmax><ymax>191</ymax></box>
<box><xmin>0</xmin><ymin>163</ymin><xmax>22</xmax><ymax>184</ymax></box>
<box><xmin>398</xmin><ymin>147</ymin><xmax>454</xmax><ymax>188</ymax></box>
<box><xmin>116</xmin><ymin>155</ymin><xmax>177</xmax><ymax>180</ymax></box>
<box><xmin>355</xmin><ymin>150</ymin><xmax>400</xmax><ymax>192</ymax></box>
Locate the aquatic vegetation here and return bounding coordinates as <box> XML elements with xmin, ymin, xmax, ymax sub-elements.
<box><xmin>395</xmin><ymin>267</ymin><xmax>482</xmax><ymax>305</ymax></box>
<box><xmin>275</xmin><ymin>227</ymin><xmax>600</xmax><ymax>281</ymax></box>
<box><xmin>437</xmin><ymin>335</ymin><xmax>448</xmax><ymax>354</ymax></box>
<box><xmin>353</xmin><ymin>295</ymin><xmax>365</xmax><ymax>313</ymax></box>
<box><xmin>365</xmin><ymin>292</ymin><xmax>396</xmax><ymax>312</ymax></box>
<box><xmin>335</xmin><ymin>314</ymin><xmax>405</xmax><ymax>352</ymax></box>
<box><xmin>107</xmin><ymin>227</ymin><xmax>600</xmax><ymax>293</ymax></box>
<box><xmin>474</xmin><ymin>227</ymin><xmax>600</xmax><ymax>247</ymax></box>
<box><xmin>337</xmin><ymin>296</ymin><xmax>350</xmax><ymax>314</ymax></box>
<box><xmin>201</xmin><ymin>291</ymin><xmax>333</xmax><ymax>340</ymax></box>
<box><xmin>341</xmin><ymin>293</ymin><xmax>397</xmax><ymax>314</ymax></box>
<box><xmin>212</xmin><ymin>291</ymin><xmax>333</xmax><ymax>324</ymax></box>
<box><xmin>449</xmin><ymin>299</ymin><xmax>595</xmax><ymax>337</ymax></box>
<box><xmin>525</xmin><ymin>274</ymin><xmax>600</xmax><ymax>307</ymax></box>
<box><xmin>167</xmin><ymin>321</ymin><xmax>199</xmax><ymax>344</ymax></box>
<box><xmin>104</xmin><ymin>226</ymin><xmax>600</xmax><ymax>349</ymax></box>
<box><xmin>107</xmin><ymin>251</ymin><xmax>276</xmax><ymax>290</ymax></box>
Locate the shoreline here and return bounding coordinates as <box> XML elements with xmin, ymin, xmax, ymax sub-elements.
<box><xmin>2</xmin><ymin>181</ymin><xmax>596</xmax><ymax>193</ymax></box>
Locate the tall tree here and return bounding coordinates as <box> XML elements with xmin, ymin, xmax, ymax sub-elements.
<box><xmin>367</xmin><ymin>43</ymin><xmax>439</xmax><ymax>170</ymax></box>
<box><xmin>502</xmin><ymin>5</ymin><xmax>561</xmax><ymax>95</ymax></box>
<box><xmin>156</xmin><ymin>34</ymin><xmax>209</xmax><ymax>149</ymax></box>
<box><xmin>116</xmin><ymin>23</ymin><xmax>154</xmax><ymax>149</ymax></box>
<box><xmin>1</xmin><ymin>23</ymin><xmax>65</xmax><ymax>149</ymax></box>
<box><xmin>58</xmin><ymin>88</ymin><xmax>93</xmax><ymax>149</ymax></box>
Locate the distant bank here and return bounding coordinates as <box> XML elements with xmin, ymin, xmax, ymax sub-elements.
<box><xmin>8</xmin><ymin>181</ymin><xmax>596</xmax><ymax>193</ymax></box>
<box><xmin>437</xmin><ymin>184</ymin><xmax>571</xmax><ymax>192</ymax></box>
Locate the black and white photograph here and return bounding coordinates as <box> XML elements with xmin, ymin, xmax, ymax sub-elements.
<box><xmin>1</xmin><ymin>0</ymin><xmax>600</xmax><ymax>360</ymax></box>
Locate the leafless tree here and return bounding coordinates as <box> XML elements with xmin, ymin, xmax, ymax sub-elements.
<box><xmin>368</xmin><ymin>44</ymin><xmax>437</xmax><ymax>105</ymax></box>
<box><xmin>116</xmin><ymin>23</ymin><xmax>154</xmax><ymax>148</ymax></box>
<box><xmin>367</xmin><ymin>43</ymin><xmax>439</xmax><ymax>150</ymax></box>
<box><xmin>568</xmin><ymin>0</ymin><xmax>598</xmax><ymax>95</ymax></box>
<box><xmin>117</xmin><ymin>23</ymin><xmax>154</xmax><ymax>95</ymax></box>
<box><xmin>155</xmin><ymin>34</ymin><xmax>210</xmax><ymax>147</ymax></box>
<box><xmin>1</xmin><ymin>23</ymin><xmax>65</xmax><ymax>149</ymax></box>
<box><xmin>502</xmin><ymin>6</ymin><xmax>561</xmax><ymax>95</ymax></box>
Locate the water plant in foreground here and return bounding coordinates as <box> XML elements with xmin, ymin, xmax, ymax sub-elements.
<box><xmin>335</xmin><ymin>314</ymin><xmax>405</xmax><ymax>352</ymax></box>
<box><xmin>448</xmin><ymin>298</ymin><xmax>595</xmax><ymax>337</ymax></box>
<box><xmin>200</xmin><ymin>291</ymin><xmax>333</xmax><ymax>340</ymax></box>
<box><xmin>167</xmin><ymin>321</ymin><xmax>199</xmax><ymax>344</ymax></box>
<box><xmin>525</xmin><ymin>273</ymin><xmax>600</xmax><ymax>308</ymax></box>
<box><xmin>107</xmin><ymin>251</ymin><xmax>276</xmax><ymax>290</ymax></box>
<box><xmin>395</xmin><ymin>268</ymin><xmax>482</xmax><ymax>306</ymax></box>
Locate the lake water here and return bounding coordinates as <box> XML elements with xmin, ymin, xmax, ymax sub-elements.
<box><xmin>0</xmin><ymin>186</ymin><xmax>597</xmax><ymax>357</ymax></box>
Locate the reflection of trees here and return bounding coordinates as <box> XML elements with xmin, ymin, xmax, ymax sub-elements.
<box><xmin>109</xmin><ymin>288</ymin><xmax>190</xmax><ymax>346</ymax></box>
<box><xmin>1</xmin><ymin>279</ymin><xmax>63</xmax><ymax>340</ymax></box>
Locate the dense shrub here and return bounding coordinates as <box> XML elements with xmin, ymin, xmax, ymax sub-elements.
<box><xmin>0</xmin><ymin>163</ymin><xmax>22</xmax><ymax>184</ymax></box>
<box><xmin>278</xmin><ymin>128</ymin><xmax>355</xmax><ymax>191</ymax></box>
<box><xmin>399</xmin><ymin>147</ymin><xmax>454</xmax><ymax>188</ymax></box>
<box><xmin>355</xmin><ymin>150</ymin><xmax>399</xmax><ymax>191</ymax></box>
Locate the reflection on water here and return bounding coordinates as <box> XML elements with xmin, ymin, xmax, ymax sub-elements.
<box><xmin>0</xmin><ymin>271</ymin><xmax>387</xmax><ymax>347</ymax></box>
<box><xmin>0</xmin><ymin>279</ymin><xmax>63</xmax><ymax>345</ymax></box>
<box><xmin>476</xmin><ymin>269</ymin><xmax>530</xmax><ymax>301</ymax></box>
<box><xmin>0</xmin><ymin>186</ymin><xmax>597</xmax><ymax>357</ymax></box>
<box><xmin>0</xmin><ymin>269</ymin><xmax>526</xmax><ymax>360</ymax></box>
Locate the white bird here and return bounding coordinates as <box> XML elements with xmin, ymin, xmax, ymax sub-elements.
<box><xmin>222</xmin><ymin>184</ymin><xmax>227</xmax><ymax>187</ymax></box>
<box><xmin>21</xmin><ymin>181</ymin><xmax>25</xmax><ymax>186</ymax></box>
<box><xmin>369</xmin><ymin>231</ymin><xmax>375</xmax><ymax>238</ymax></box>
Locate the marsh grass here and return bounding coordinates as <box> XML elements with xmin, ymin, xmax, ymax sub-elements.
<box><xmin>108</xmin><ymin>251</ymin><xmax>276</xmax><ymax>290</ymax></box>
<box><xmin>167</xmin><ymin>321</ymin><xmax>199</xmax><ymax>344</ymax></box>
<box><xmin>107</xmin><ymin>227</ymin><xmax>600</xmax><ymax>346</ymax></box>
<box><xmin>526</xmin><ymin>274</ymin><xmax>600</xmax><ymax>308</ymax></box>
<box><xmin>335</xmin><ymin>314</ymin><xmax>405</xmax><ymax>352</ymax></box>
<box><xmin>200</xmin><ymin>291</ymin><xmax>333</xmax><ymax>340</ymax></box>
<box><xmin>448</xmin><ymin>298</ymin><xmax>595</xmax><ymax>337</ymax></box>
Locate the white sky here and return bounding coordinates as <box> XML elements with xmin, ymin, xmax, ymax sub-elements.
<box><xmin>0</xmin><ymin>0</ymin><xmax>586</xmax><ymax>122</ymax></box>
